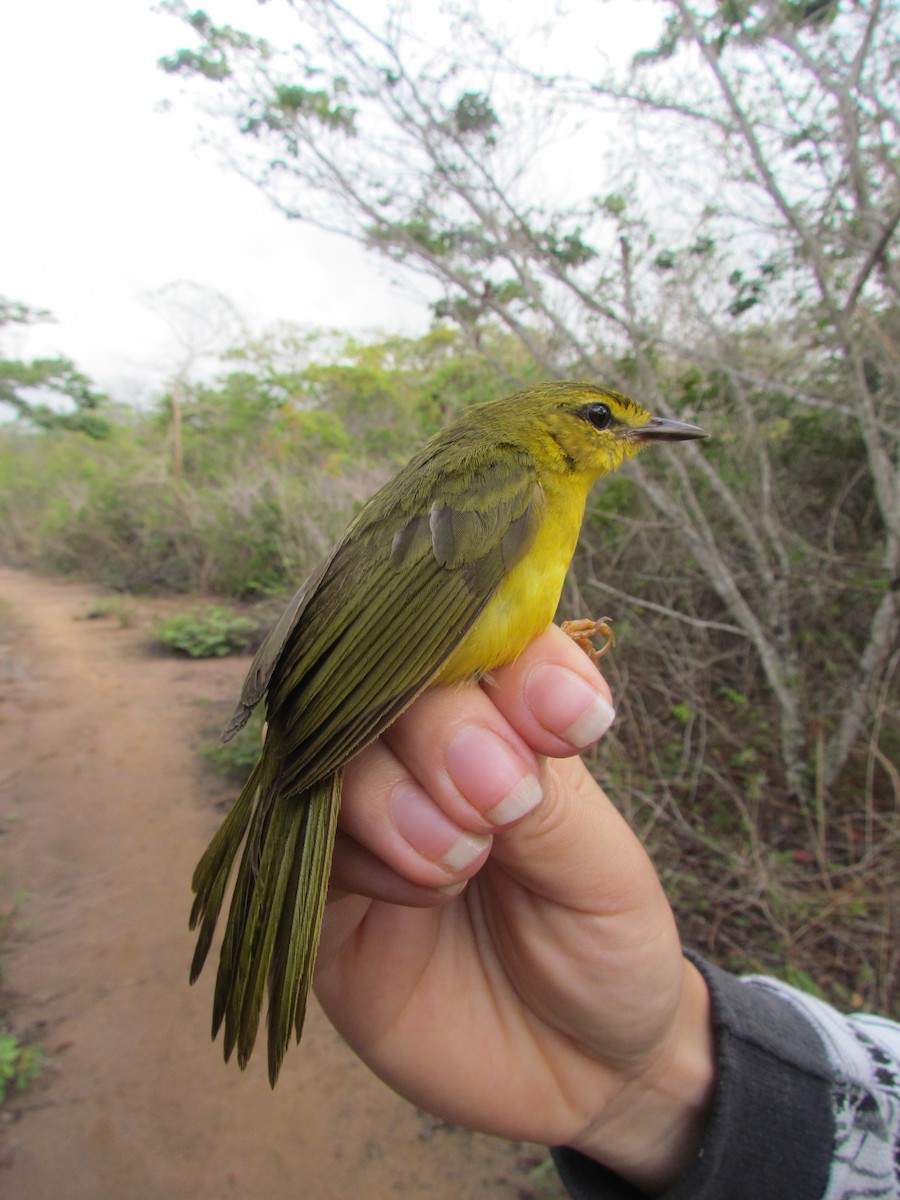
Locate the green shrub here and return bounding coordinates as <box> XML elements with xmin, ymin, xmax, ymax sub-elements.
<box><xmin>156</xmin><ymin>606</ymin><xmax>259</xmax><ymax>658</ymax></box>
<box><xmin>0</xmin><ymin>1033</ymin><xmax>42</xmax><ymax>1102</ymax></box>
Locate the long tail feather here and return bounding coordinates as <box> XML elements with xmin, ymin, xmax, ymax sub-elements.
<box><xmin>268</xmin><ymin>771</ymin><xmax>341</xmax><ymax>1081</ymax></box>
<box><xmin>189</xmin><ymin>755</ymin><xmax>341</xmax><ymax>1086</ymax></box>
<box><xmin>189</xmin><ymin>758</ymin><xmax>263</xmax><ymax>984</ymax></box>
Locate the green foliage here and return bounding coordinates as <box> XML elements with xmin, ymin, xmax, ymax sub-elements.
<box><xmin>159</xmin><ymin>2</ymin><xmax>356</xmax><ymax>142</ymax></box>
<box><xmin>157</xmin><ymin>4</ymin><xmax>267</xmax><ymax>80</ymax></box>
<box><xmin>0</xmin><ymin>296</ymin><xmax>109</xmax><ymax>439</ymax></box>
<box><xmin>272</xmin><ymin>82</ymin><xmax>355</xmax><ymax>130</ymax></box>
<box><xmin>0</xmin><ymin>323</ymin><xmax>487</xmax><ymax>595</ymax></box>
<box><xmin>727</xmin><ymin>262</ymin><xmax>780</xmax><ymax>317</ymax></box>
<box><xmin>203</xmin><ymin>707</ymin><xmax>266</xmax><ymax>779</ymax></box>
<box><xmin>241</xmin><ymin>82</ymin><xmax>356</xmax><ymax>137</ymax></box>
<box><xmin>452</xmin><ymin>91</ymin><xmax>498</xmax><ymax>141</ymax></box>
<box><xmin>156</xmin><ymin>606</ymin><xmax>259</xmax><ymax>657</ymax></box>
<box><xmin>542</xmin><ymin>228</ymin><xmax>597</xmax><ymax>269</ymax></box>
<box><xmin>0</xmin><ymin>1032</ymin><xmax>42</xmax><ymax>1102</ymax></box>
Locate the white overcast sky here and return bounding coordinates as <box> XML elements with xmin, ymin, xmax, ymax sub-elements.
<box><xmin>1</xmin><ymin>0</ymin><xmax>435</xmax><ymax>401</ymax></box>
<box><xmin>1</xmin><ymin>0</ymin><xmax>651</xmax><ymax>402</ymax></box>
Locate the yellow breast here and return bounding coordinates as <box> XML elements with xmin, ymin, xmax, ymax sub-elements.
<box><xmin>435</xmin><ymin>472</ymin><xmax>592</xmax><ymax>684</ymax></box>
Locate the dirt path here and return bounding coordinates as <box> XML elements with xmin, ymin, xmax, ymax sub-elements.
<box><xmin>0</xmin><ymin>569</ymin><xmax>556</xmax><ymax>1200</ymax></box>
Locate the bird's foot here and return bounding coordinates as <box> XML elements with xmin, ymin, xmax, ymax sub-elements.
<box><xmin>561</xmin><ymin>617</ymin><xmax>615</xmax><ymax>663</ymax></box>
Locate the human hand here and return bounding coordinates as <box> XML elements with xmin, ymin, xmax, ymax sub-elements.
<box><xmin>315</xmin><ymin>624</ymin><xmax>715</xmax><ymax>1193</ymax></box>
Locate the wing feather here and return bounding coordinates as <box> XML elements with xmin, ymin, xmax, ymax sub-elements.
<box><xmin>245</xmin><ymin>445</ymin><xmax>543</xmax><ymax>795</ymax></box>
<box><xmin>222</xmin><ymin>550</ymin><xmax>338</xmax><ymax>742</ymax></box>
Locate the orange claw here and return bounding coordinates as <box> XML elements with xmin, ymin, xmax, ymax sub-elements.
<box><xmin>561</xmin><ymin>617</ymin><xmax>615</xmax><ymax>663</ymax></box>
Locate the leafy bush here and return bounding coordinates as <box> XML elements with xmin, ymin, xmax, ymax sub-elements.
<box><xmin>0</xmin><ymin>427</ymin><xmax>371</xmax><ymax>598</ymax></box>
<box><xmin>0</xmin><ymin>1032</ymin><xmax>42</xmax><ymax>1102</ymax></box>
<box><xmin>156</xmin><ymin>606</ymin><xmax>259</xmax><ymax>657</ymax></box>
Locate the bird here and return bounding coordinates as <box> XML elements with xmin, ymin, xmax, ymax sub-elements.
<box><xmin>189</xmin><ymin>380</ymin><xmax>707</xmax><ymax>1085</ymax></box>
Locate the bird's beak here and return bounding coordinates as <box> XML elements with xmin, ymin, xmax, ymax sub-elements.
<box><xmin>635</xmin><ymin>416</ymin><xmax>708</xmax><ymax>442</ymax></box>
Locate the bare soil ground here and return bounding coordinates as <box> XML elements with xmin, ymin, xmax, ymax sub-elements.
<box><xmin>0</xmin><ymin>568</ymin><xmax>560</xmax><ymax>1200</ymax></box>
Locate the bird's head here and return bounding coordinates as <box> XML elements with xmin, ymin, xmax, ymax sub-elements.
<box><xmin>490</xmin><ymin>381</ymin><xmax>708</xmax><ymax>478</ymax></box>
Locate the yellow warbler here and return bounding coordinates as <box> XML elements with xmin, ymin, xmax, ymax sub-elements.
<box><xmin>189</xmin><ymin>381</ymin><xmax>707</xmax><ymax>1084</ymax></box>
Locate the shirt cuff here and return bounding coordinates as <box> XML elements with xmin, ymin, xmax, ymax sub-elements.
<box><xmin>552</xmin><ymin>954</ymin><xmax>835</xmax><ymax>1199</ymax></box>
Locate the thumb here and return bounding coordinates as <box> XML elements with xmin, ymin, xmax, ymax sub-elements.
<box><xmin>489</xmin><ymin>753</ymin><xmax>655</xmax><ymax>917</ymax></box>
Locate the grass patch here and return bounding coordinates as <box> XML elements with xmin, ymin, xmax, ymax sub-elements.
<box><xmin>0</xmin><ymin>876</ymin><xmax>43</xmax><ymax>1105</ymax></box>
<box><xmin>84</xmin><ymin>595</ymin><xmax>139</xmax><ymax>628</ymax></box>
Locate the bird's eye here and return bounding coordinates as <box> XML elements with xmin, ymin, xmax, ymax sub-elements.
<box><xmin>585</xmin><ymin>402</ymin><xmax>612</xmax><ymax>431</ymax></box>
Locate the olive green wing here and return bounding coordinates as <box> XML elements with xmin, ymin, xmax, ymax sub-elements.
<box><xmin>260</xmin><ymin>447</ymin><xmax>545</xmax><ymax>796</ymax></box>
<box><xmin>222</xmin><ymin>549</ymin><xmax>338</xmax><ymax>743</ymax></box>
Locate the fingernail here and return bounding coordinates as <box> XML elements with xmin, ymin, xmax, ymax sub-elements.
<box><xmin>527</xmin><ymin>665</ymin><xmax>616</xmax><ymax>749</ymax></box>
<box><xmin>390</xmin><ymin>782</ymin><xmax>491</xmax><ymax>871</ymax></box>
<box><xmin>445</xmin><ymin>727</ymin><xmax>543</xmax><ymax>826</ymax></box>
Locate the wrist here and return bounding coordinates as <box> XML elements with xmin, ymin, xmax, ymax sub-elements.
<box><xmin>569</xmin><ymin>959</ymin><xmax>716</xmax><ymax>1194</ymax></box>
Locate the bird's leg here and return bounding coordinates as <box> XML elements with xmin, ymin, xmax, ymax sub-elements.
<box><xmin>561</xmin><ymin>617</ymin><xmax>615</xmax><ymax>664</ymax></box>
